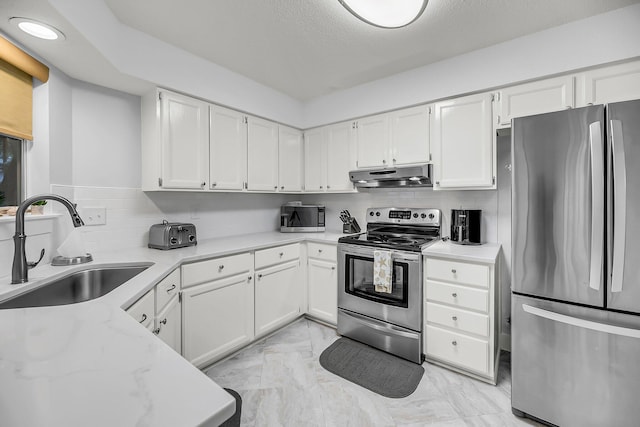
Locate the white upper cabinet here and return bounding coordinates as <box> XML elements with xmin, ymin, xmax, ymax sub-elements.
<box><xmin>247</xmin><ymin>116</ymin><xmax>279</xmax><ymax>191</ymax></box>
<box><xmin>209</xmin><ymin>106</ymin><xmax>247</xmax><ymax>190</ymax></box>
<box><xmin>389</xmin><ymin>105</ymin><xmax>431</xmax><ymax>166</ymax></box>
<box><xmin>431</xmin><ymin>92</ymin><xmax>494</xmax><ymax>190</ymax></box>
<box><xmin>576</xmin><ymin>60</ymin><xmax>640</xmax><ymax>106</ymax></box>
<box><xmin>303</xmin><ymin>128</ymin><xmax>326</xmax><ymax>192</ymax></box>
<box><xmin>326</xmin><ymin>121</ymin><xmax>356</xmax><ymax>192</ymax></box>
<box><xmin>278</xmin><ymin>125</ymin><xmax>303</xmax><ymax>192</ymax></box>
<box><xmin>495</xmin><ymin>76</ymin><xmax>574</xmax><ymax>127</ymax></box>
<box><xmin>157</xmin><ymin>90</ymin><xmax>209</xmax><ymax>190</ymax></box>
<box><xmin>355</xmin><ymin>113</ymin><xmax>389</xmax><ymax>169</ymax></box>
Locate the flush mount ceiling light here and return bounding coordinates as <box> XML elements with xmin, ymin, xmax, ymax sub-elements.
<box><xmin>338</xmin><ymin>0</ymin><xmax>428</xmax><ymax>29</ymax></box>
<box><xmin>9</xmin><ymin>17</ymin><xmax>66</xmax><ymax>41</ymax></box>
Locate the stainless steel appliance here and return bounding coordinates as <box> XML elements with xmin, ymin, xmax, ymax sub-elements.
<box><xmin>337</xmin><ymin>207</ymin><xmax>441</xmax><ymax>363</ymax></box>
<box><xmin>450</xmin><ymin>209</ymin><xmax>481</xmax><ymax>244</ymax></box>
<box><xmin>280</xmin><ymin>202</ymin><xmax>325</xmax><ymax>232</ymax></box>
<box><xmin>349</xmin><ymin>163</ymin><xmax>433</xmax><ymax>188</ymax></box>
<box><xmin>511</xmin><ymin>99</ymin><xmax>640</xmax><ymax>427</ymax></box>
<box><xmin>148</xmin><ymin>220</ymin><xmax>197</xmax><ymax>250</ymax></box>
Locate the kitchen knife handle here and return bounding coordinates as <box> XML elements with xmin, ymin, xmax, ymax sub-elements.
<box><xmin>588</xmin><ymin>122</ymin><xmax>604</xmax><ymax>292</ymax></box>
<box><xmin>610</xmin><ymin>120</ymin><xmax>627</xmax><ymax>293</ymax></box>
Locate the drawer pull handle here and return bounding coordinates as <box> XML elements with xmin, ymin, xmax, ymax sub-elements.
<box><xmin>452</xmin><ymin>316</ymin><xmax>457</xmax><ymax>321</ymax></box>
<box><xmin>166</xmin><ymin>284</ymin><xmax>176</xmax><ymax>293</ymax></box>
<box><xmin>452</xmin><ymin>293</ymin><xmax>458</xmax><ymax>298</ymax></box>
<box><xmin>139</xmin><ymin>313</ymin><xmax>147</xmax><ymax>323</ymax></box>
<box><xmin>451</xmin><ymin>269</ymin><xmax>457</xmax><ymax>274</ymax></box>
<box><xmin>218</xmin><ymin>265</ymin><xmax>224</xmax><ymax>271</ymax></box>
<box><xmin>451</xmin><ymin>341</ymin><xmax>458</xmax><ymax>346</ymax></box>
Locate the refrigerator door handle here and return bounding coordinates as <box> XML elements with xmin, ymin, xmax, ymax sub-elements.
<box><xmin>588</xmin><ymin>122</ymin><xmax>605</xmax><ymax>291</ymax></box>
<box><xmin>610</xmin><ymin>120</ymin><xmax>627</xmax><ymax>293</ymax></box>
<box><xmin>522</xmin><ymin>304</ymin><xmax>640</xmax><ymax>339</ymax></box>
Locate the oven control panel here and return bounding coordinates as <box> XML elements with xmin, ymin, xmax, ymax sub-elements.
<box><xmin>366</xmin><ymin>207</ymin><xmax>440</xmax><ymax>226</ymax></box>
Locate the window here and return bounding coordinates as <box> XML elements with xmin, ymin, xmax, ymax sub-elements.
<box><xmin>0</xmin><ymin>133</ymin><xmax>23</xmax><ymax>207</ymax></box>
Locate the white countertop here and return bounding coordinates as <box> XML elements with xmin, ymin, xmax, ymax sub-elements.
<box><xmin>423</xmin><ymin>240</ymin><xmax>502</xmax><ymax>264</ymax></box>
<box><xmin>0</xmin><ymin>230</ymin><xmax>343</xmax><ymax>427</ymax></box>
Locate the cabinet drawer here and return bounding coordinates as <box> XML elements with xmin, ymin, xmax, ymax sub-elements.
<box><xmin>182</xmin><ymin>252</ymin><xmax>252</xmax><ymax>287</ymax></box>
<box><xmin>255</xmin><ymin>243</ymin><xmax>300</xmax><ymax>269</ymax></box>
<box><xmin>426</xmin><ymin>280</ymin><xmax>488</xmax><ymax>313</ymax></box>
<box><xmin>426</xmin><ymin>258</ymin><xmax>489</xmax><ymax>288</ymax></box>
<box><xmin>426</xmin><ymin>302</ymin><xmax>489</xmax><ymax>337</ymax></box>
<box><xmin>155</xmin><ymin>268</ymin><xmax>180</xmax><ymax>312</ymax></box>
<box><xmin>126</xmin><ymin>289</ymin><xmax>155</xmax><ymax>329</ymax></box>
<box><xmin>425</xmin><ymin>324</ymin><xmax>489</xmax><ymax>375</ymax></box>
<box><xmin>307</xmin><ymin>242</ymin><xmax>337</xmax><ymax>262</ymax></box>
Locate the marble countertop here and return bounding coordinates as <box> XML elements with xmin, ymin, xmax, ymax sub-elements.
<box><xmin>422</xmin><ymin>240</ymin><xmax>502</xmax><ymax>264</ymax></box>
<box><xmin>0</xmin><ymin>230</ymin><xmax>343</xmax><ymax>427</ymax></box>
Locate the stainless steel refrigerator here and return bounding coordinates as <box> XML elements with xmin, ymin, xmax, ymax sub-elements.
<box><xmin>511</xmin><ymin>99</ymin><xmax>640</xmax><ymax>427</ymax></box>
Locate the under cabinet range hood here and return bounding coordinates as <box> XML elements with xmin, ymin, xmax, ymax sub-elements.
<box><xmin>349</xmin><ymin>164</ymin><xmax>433</xmax><ymax>188</ymax></box>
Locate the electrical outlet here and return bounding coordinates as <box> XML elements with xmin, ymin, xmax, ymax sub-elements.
<box><xmin>81</xmin><ymin>207</ymin><xmax>107</xmax><ymax>226</ymax></box>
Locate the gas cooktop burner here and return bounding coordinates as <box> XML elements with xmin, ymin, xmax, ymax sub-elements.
<box><xmin>338</xmin><ymin>207</ymin><xmax>442</xmax><ymax>252</ymax></box>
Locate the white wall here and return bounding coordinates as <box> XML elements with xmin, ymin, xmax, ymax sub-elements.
<box><xmin>302</xmin><ymin>3</ymin><xmax>640</xmax><ymax>128</ymax></box>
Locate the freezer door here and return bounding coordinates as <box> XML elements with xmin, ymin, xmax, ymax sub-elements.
<box><xmin>512</xmin><ymin>106</ymin><xmax>605</xmax><ymax>307</ymax></box>
<box><xmin>512</xmin><ymin>294</ymin><xmax>640</xmax><ymax>427</ymax></box>
<box><xmin>607</xmin><ymin>100</ymin><xmax>640</xmax><ymax>314</ymax></box>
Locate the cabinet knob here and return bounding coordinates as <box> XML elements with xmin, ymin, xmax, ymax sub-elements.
<box><xmin>274</xmin><ymin>185</ymin><xmax>278</xmax><ymax>189</ymax></box>
<box><xmin>258</xmin><ymin>274</ymin><xmax>263</xmax><ymax>279</ymax></box>
<box><xmin>166</xmin><ymin>284</ymin><xmax>176</xmax><ymax>293</ymax></box>
<box><xmin>452</xmin><ymin>316</ymin><xmax>458</xmax><ymax>321</ymax></box>
<box><xmin>160</xmin><ymin>318</ymin><xmax>167</xmax><ymax>325</ymax></box>
<box><xmin>320</xmin><ymin>186</ymin><xmax>323</xmax><ymax>189</ymax></box>
<box><xmin>279</xmin><ymin>252</ymin><xmax>284</xmax><ymax>257</ymax></box>
<box><xmin>451</xmin><ymin>269</ymin><xmax>457</xmax><ymax>274</ymax></box>
<box><xmin>218</xmin><ymin>265</ymin><xmax>224</xmax><ymax>271</ymax></box>
<box><xmin>318</xmin><ymin>249</ymin><xmax>323</xmax><ymax>253</ymax></box>
<box><xmin>382</xmin><ymin>160</ymin><xmax>386</xmax><ymax>164</ymax></box>
<box><xmin>211</xmin><ymin>182</ymin><xmax>217</xmax><ymax>187</ymax></box>
<box><xmin>201</xmin><ymin>182</ymin><xmax>206</xmax><ymax>187</ymax></box>
<box><xmin>393</xmin><ymin>158</ymin><xmax>396</xmax><ymax>163</ymax></box>
<box><xmin>248</xmin><ymin>276</ymin><xmax>252</xmax><ymax>281</ymax></box>
<box><xmin>451</xmin><ymin>341</ymin><xmax>458</xmax><ymax>346</ymax></box>
<box><xmin>281</xmin><ymin>186</ymin><xmax>284</xmax><ymax>190</ymax></box>
<box><xmin>327</xmin><ymin>185</ymin><xmax>331</xmax><ymax>189</ymax></box>
<box><xmin>452</xmin><ymin>292</ymin><xmax>458</xmax><ymax>298</ymax></box>
<box><xmin>331</xmin><ymin>266</ymin><xmax>336</xmax><ymax>270</ymax></box>
<box><xmin>153</xmin><ymin>328</ymin><xmax>160</xmax><ymax>335</ymax></box>
<box><xmin>139</xmin><ymin>313</ymin><xmax>147</xmax><ymax>324</ymax></box>
<box><xmin>435</xmin><ymin>181</ymin><xmax>440</xmax><ymax>185</ymax></box>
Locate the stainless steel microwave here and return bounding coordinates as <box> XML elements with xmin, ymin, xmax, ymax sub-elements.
<box><xmin>280</xmin><ymin>203</ymin><xmax>325</xmax><ymax>232</ymax></box>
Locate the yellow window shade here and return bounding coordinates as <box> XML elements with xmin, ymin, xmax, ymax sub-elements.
<box><xmin>0</xmin><ymin>36</ymin><xmax>49</xmax><ymax>141</ymax></box>
<box><xmin>0</xmin><ymin>59</ymin><xmax>33</xmax><ymax>140</ymax></box>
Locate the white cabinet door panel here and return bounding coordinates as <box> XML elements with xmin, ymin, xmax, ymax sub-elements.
<box><xmin>160</xmin><ymin>91</ymin><xmax>209</xmax><ymax>189</ymax></box>
<box><xmin>326</xmin><ymin>121</ymin><xmax>356</xmax><ymax>192</ymax></box>
<box><xmin>356</xmin><ymin>114</ymin><xmax>389</xmax><ymax>169</ymax></box>
<box><xmin>209</xmin><ymin>106</ymin><xmax>247</xmax><ymax>190</ymax></box>
<box><xmin>155</xmin><ymin>295</ymin><xmax>181</xmax><ymax>354</ymax></box>
<box><xmin>255</xmin><ymin>260</ymin><xmax>301</xmax><ymax>337</ymax></box>
<box><xmin>577</xmin><ymin>60</ymin><xmax>640</xmax><ymax>106</ymax></box>
<box><xmin>390</xmin><ymin>105</ymin><xmax>430</xmax><ymax>166</ymax></box>
<box><xmin>307</xmin><ymin>258</ymin><xmax>337</xmax><ymax>325</ymax></box>
<box><xmin>304</xmin><ymin>128</ymin><xmax>326</xmax><ymax>192</ymax></box>
<box><xmin>278</xmin><ymin>125</ymin><xmax>303</xmax><ymax>192</ymax></box>
<box><xmin>247</xmin><ymin>116</ymin><xmax>279</xmax><ymax>191</ymax></box>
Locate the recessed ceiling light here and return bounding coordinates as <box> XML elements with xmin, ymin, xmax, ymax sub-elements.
<box><xmin>338</xmin><ymin>0</ymin><xmax>428</xmax><ymax>29</ymax></box>
<box><xmin>9</xmin><ymin>17</ymin><xmax>66</xmax><ymax>41</ymax></box>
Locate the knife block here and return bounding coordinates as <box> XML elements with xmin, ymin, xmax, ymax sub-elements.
<box><xmin>343</xmin><ymin>218</ymin><xmax>361</xmax><ymax>234</ymax></box>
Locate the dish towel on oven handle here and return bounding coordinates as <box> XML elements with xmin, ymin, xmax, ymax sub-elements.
<box><xmin>373</xmin><ymin>250</ymin><xmax>392</xmax><ymax>293</ymax></box>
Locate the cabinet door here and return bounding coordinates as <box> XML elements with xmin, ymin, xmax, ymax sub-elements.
<box><xmin>390</xmin><ymin>105</ymin><xmax>431</xmax><ymax>166</ymax></box>
<box><xmin>496</xmin><ymin>76</ymin><xmax>574</xmax><ymax>127</ymax></box>
<box><xmin>303</xmin><ymin>128</ymin><xmax>327</xmax><ymax>192</ymax></box>
<box><xmin>278</xmin><ymin>125</ymin><xmax>303</xmax><ymax>192</ymax></box>
<box><xmin>255</xmin><ymin>260</ymin><xmax>301</xmax><ymax>337</ymax></box>
<box><xmin>126</xmin><ymin>289</ymin><xmax>155</xmax><ymax>331</ymax></box>
<box><xmin>182</xmin><ymin>273</ymin><xmax>254</xmax><ymax>368</ymax></box>
<box><xmin>577</xmin><ymin>60</ymin><xmax>640</xmax><ymax>106</ymax></box>
<box><xmin>209</xmin><ymin>106</ymin><xmax>247</xmax><ymax>190</ymax></box>
<box><xmin>154</xmin><ymin>295</ymin><xmax>181</xmax><ymax>354</ymax></box>
<box><xmin>247</xmin><ymin>116</ymin><xmax>279</xmax><ymax>191</ymax></box>
<box><xmin>326</xmin><ymin>121</ymin><xmax>356</xmax><ymax>192</ymax></box>
<box><xmin>432</xmin><ymin>92</ymin><xmax>494</xmax><ymax>189</ymax></box>
<box><xmin>355</xmin><ymin>114</ymin><xmax>389</xmax><ymax>169</ymax></box>
<box><xmin>307</xmin><ymin>258</ymin><xmax>337</xmax><ymax>325</ymax></box>
<box><xmin>159</xmin><ymin>90</ymin><xmax>209</xmax><ymax>189</ymax></box>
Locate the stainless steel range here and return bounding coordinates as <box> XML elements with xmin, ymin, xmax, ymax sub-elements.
<box><xmin>337</xmin><ymin>207</ymin><xmax>441</xmax><ymax>363</ymax></box>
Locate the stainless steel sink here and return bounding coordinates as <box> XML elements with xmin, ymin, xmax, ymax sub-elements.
<box><xmin>0</xmin><ymin>263</ymin><xmax>153</xmax><ymax>309</ymax></box>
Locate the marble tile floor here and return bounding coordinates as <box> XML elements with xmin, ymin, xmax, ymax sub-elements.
<box><xmin>205</xmin><ymin>318</ymin><xmax>544</xmax><ymax>427</ymax></box>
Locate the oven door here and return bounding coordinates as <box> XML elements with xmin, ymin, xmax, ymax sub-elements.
<box><xmin>337</xmin><ymin>243</ymin><xmax>422</xmax><ymax>331</ymax></box>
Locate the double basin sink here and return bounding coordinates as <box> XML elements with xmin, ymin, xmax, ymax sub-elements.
<box><xmin>0</xmin><ymin>263</ymin><xmax>152</xmax><ymax>310</ymax></box>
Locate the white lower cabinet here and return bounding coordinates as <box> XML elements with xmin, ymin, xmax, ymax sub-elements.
<box><xmin>181</xmin><ymin>255</ymin><xmax>254</xmax><ymax>368</ymax></box>
<box><xmin>126</xmin><ymin>289</ymin><xmax>155</xmax><ymax>331</ymax></box>
<box><xmin>306</xmin><ymin>242</ymin><xmax>337</xmax><ymax>325</ymax></box>
<box><xmin>154</xmin><ymin>295</ymin><xmax>181</xmax><ymax>354</ymax></box>
<box><xmin>424</xmin><ymin>256</ymin><xmax>498</xmax><ymax>384</ymax></box>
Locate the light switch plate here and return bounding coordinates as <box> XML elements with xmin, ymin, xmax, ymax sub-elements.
<box><xmin>80</xmin><ymin>207</ymin><xmax>107</xmax><ymax>226</ymax></box>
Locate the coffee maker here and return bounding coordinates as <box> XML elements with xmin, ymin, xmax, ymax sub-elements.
<box><xmin>450</xmin><ymin>209</ymin><xmax>482</xmax><ymax>245</ymax></box>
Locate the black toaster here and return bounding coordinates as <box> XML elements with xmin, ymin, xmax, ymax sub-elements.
<box><xmin>148</xmin><ymin>220</ymin><xmax>197</xmax><ymax>250</ymax></box>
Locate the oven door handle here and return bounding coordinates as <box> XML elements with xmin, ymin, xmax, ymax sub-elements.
<box><xmin>340</xmin><ymin>310</ymin><xmax>418</xmax><ymax>339</ymax></box>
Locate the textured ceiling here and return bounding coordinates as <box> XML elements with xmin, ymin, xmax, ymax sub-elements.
<box><xmin>0</xmin><ymin>0</ymin><xmax>639</xmax><ymax>100</ymax></box>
